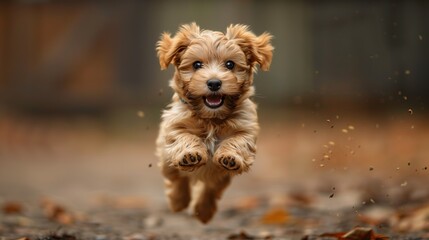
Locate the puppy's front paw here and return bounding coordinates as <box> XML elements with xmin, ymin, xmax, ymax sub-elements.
<box><xmin>218</xmin><ymin>155</ymin><xmax>240</xmax><ymax>170</ymax></box>
<box><xmin>175</xmin><ymin>150</ymin><xmax>207</xmax><ymax>172</ymax></box>
<box><xmin>214</xmin><ymin>152</ymin><xmax>248</xmax><ymax>174</ymax></box>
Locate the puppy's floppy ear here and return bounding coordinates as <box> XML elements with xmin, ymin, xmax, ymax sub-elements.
<box><xmin>226</xmin><ymin>24</ymin><xmax>274</xmax><ymax>71</ymax></box>
<box><xmin>156</xmin><ymin>23</ymin><xmax>201</xmax><ymax>70</ymax></box>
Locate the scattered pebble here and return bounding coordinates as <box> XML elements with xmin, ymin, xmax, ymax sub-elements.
<box><xmin>143</xmin><ymin>216</ymin><xmax>163</xmax><ymax>228</ymax></box>
<box><xmin>419</xmin><ymin>35</ymin><xmax>423</xmax><ymax>40</ymax></box>
<box><xmin>328</xmin><ymin>141</ymin><xmax>335</xmax><ymax>146</ymax></box>
<box><xmin>408</xmin><ymin>108</ymin><xmax>413</xmax><ymax>115</ymax></box>
<box><xmin>369</xmin><ymin>167</ymin><xmax>374</xmax><ymax>171</ymax></box>
<box><xmin>404</xmin><ymin>70</ymin><xmax>411</xmax><ymax>75</ymax></box>
<box><xmin>348</xmin><ymin>125</ymin><xmax>355</xmax><ymax>130</ymax></box>
<box><xmin>329</xmin><ymin>193</ymin><xmax>334</xmax><ymax>198</ymax></box>
<box><xmin>342</xmin><ymin>129</ymin><xmax>348</xmax><ymax>134</ymax></box>
<box><xmin>124</xmin><ymin>233</ymin><xmax>145</xmax><ymax>240</ymax></box>
<box><xmin>400</xmin><ymin>181</ymin><xmax>408</xmax><ymax>187</ymax></box>
<box><xmin>95</xmin><ymin>235</ymin><xmax>107</xmax><ymax>240</ymax></box>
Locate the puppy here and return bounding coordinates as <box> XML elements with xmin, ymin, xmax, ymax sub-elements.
<box><xmin>156</xmin><ymin>23</ymin><xmax>273</xmax><ymax>223</ymax></box>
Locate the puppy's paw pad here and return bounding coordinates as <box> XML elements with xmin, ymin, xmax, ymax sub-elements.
<box><xmin>218</xmin><ymin>155</ymin><xmax>240</xmax><ymax>170</ymax></box>
<box><xmin>177</xmin><ymin>152</ymin><xmax>205</xmax><ymax>171</ymax></box>
<box><xmin>179</xmin><ymin>153</ymin><xmax>202</xmax><ymax>166</ymax></box>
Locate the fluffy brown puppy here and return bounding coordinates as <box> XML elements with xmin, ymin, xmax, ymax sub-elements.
<box><xmin>156</xmin><ymin>23</ymin><xmax>273</xmax><ymax>223</ymax></box>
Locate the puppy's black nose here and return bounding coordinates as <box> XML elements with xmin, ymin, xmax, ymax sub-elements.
<box><xmin>207</xmin><ymin>79</ymin><xmax>222</xmax><ymax>91</ymax></box>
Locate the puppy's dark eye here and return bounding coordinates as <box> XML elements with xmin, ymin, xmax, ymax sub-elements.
<box><xmin>225</xmin><ymin>60</ymin><xmax>235</xmax><ymax>70</ymax></box>
<box><xmin>193</xmin><ymin>61</ymin><xmax>203</xmax><ymax>70</ymax></box>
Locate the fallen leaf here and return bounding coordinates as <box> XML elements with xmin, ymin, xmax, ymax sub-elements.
<box><xmin>321</xmin><ymin>227</ymin><xmax>389</xmax><ymax>240</ymax></box>
<box><xmin>227</xmin><ymin>231</ymin><xmax>255</xmax><ymax>240</ymax></box>
<box><xmin>287</xmin><ymin>193</ymin><xmax>314</xmax><ymax>206</ymax></box>
<box><xmin>321</xmin><ymin>231</ymin><xmax>346</xmax><ymax>239</ymax></box>
<box><xmin>40</xmin><ymin>198</ymin><xmax>74</xmax><ymax>225</ymax></box>
<box><xmin>261</xmin><ymin>208</ymin><xmax>289</xmax><ymax>225</ymax></box>
<box><xmin>2</xmin><ymin>201</ymin><xmax>23</xmax><ymax>214</ymax></box>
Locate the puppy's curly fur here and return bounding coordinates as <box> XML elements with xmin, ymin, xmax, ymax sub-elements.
<box><xmin>156</xmin><ymin>23</ymin><xmax>273</xmax><ymax>223</ymax></box>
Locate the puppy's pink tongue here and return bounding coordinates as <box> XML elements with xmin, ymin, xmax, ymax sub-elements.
<box><xmin>206</xmin><ymin>95</ymin><xmax>222</xmax><ymax>106</ymax></box>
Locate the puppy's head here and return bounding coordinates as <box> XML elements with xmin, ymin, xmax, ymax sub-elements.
<box><xmin>157</xmin><ymin>23</ymin><xmax>273</xmax><ymax>119</ymax></box>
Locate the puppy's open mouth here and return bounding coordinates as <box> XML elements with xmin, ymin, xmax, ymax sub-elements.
<box><xmin>203</xmin><ymin>95</ymin><xmax>224</xmax><ymax>109</ymax></box>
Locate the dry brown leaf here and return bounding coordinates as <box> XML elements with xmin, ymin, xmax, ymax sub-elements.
<box><xmin>260</xmin><ymin>208</ymin><xmax>289</xmax><ymax>225</ymax></box>
<box><xmin>227</xmin><ymin>230</ymin><xmax>255</xmax><ymax>240</ymax></box>
<box><xmin>40</xmin><ymin>198</ymin><xmax>74</xmax><ymax>225</ymax></box>
<box><xmin>321</xmin><ymin>227</ymin><xmax>389</xmax><ymax>240</ymax></box>
<box><xmin>2</xmin><ymin>201</ymin><xmax>23</xmax><ymax>214</ymax></box>
<box><xmin>320</xmin><ymin>231</ymin><xmax>346</xmax><ymax>239</ymax></box>
<box><xmin>287</xmin><ymin>193</ymin><xmax>314</xmax><ymax>206</ymax></box>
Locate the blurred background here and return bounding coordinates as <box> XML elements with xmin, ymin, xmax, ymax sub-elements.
<box><xmin>0</xmin><ymin>0</ymin><xmax>428</xmax><ymax>219</ymax></box>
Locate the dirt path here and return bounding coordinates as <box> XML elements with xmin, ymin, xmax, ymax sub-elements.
<box><xmin>0</xmin><ymin>112</ymin><xmax>428</xmax><ymax>239</ymax></box>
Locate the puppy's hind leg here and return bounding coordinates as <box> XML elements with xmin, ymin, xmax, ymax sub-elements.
<box><xmin>162</xmin><ymin>163</ymin><xmax>191</xmax><ymax>212</ymax></box>
<box><xmin>194</xmin><ymin>175</ymin><xmax>231</xmax><ymax>223</ymax></box>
